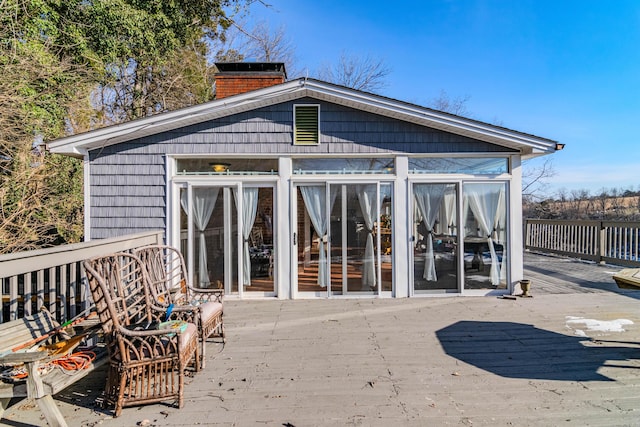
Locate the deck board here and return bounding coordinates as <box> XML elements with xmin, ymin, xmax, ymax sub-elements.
<box><xmin>4</xmin><ymin>252</ymin><xmax>640</xmax><ymax>426</ymax></box>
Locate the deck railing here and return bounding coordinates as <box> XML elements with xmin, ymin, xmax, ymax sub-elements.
<box><xmin>0</xmin><ymin>231</ymin><xmax>163</xmax><ymax>323</ymax></box>
<box><xmin>524</xmin><ymin>219</ymin><xmax>640</xmax><ymax>267</ymax></box>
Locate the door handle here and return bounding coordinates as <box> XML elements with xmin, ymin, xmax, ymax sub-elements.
<box><xmin>293</xmin><ymin>232</ymin><xmax>297</xmax><ymax>245</ymax></box>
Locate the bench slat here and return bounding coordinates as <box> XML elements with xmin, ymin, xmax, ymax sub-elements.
<box><xmin>0</xmin><ymin>311</ymin><xmax>59</xmax><ymax>354</ymax></box>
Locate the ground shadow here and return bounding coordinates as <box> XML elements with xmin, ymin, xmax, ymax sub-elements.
<box><xmin>436</xmin><ymin>321</ymin><xmax>639</xmax><ymax>382</ymax></box>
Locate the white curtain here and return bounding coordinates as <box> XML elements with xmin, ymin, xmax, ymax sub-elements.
<box><xmin>234</xmin><ymin>188</ymin><xmax>259</xmax><ymax>287</ymax></box>
<box><xmin>494</xmin><ymin>188</ymin><xmax>507</xmax><ymax>282</ymax></box>
<box><xmin>443</xmin><ymin>190</ymin><xmax>457</xmax><ymax>236</ymax></box>
<box><xmin>300</xmin><ymin>186</ymin><xmax>337</xmax><ymax>288</ymax></box>
<box><xmin>465</xmin><ymin>184</ymin><xmax>504</xmax><ymax>286</ymax></box>
<box><xmin>414</xmin><ymin>185</ymin><xmax>446</xmax><ymax>281</ymax></box>
<box><xmin>181</xmin><ymin>188</ymin><xmax>219</xmax><ymax>287</ymax></box>
<box><xmin>356</xmin><ymin>184</ymin><xmax>378</xmax><ymax>290</ymax></box>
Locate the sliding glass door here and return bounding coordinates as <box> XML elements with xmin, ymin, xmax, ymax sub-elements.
<box><xmin>412</xmin><ymin>183</ymin><xmax>459</xmax><ymax>293</ymax></box>
<box><xmin>411</xmin><ymin>181</ymin><xmax>509</xmax><ymax>294</ymax></box>
<box><xmin>180</xmin><ymin>184</ymin><xmax>276</xmax><ymax>296</ymax></box>
<box><xmin>294</xmin><ymin>182</ymin><xmax>393</xmax><ymax>296</ymax></box>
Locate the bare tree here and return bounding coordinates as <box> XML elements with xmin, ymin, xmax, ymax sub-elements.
<box><xmin>430</xmin><ymin>90</ymin><xmax>471</xmax><ymax>116</ymax></box>
<box><xmin>568</xmin><ymin>189</ymin><xmax>590</xmax><ymax>219</ymax></box>
<box><xmin>316</xmin><ymin>52</ymin><xmax>391</xmax><ymax>93</ymax></box>
<box><xmin>243</xmin><ymin>21</ymin><xmax>296</xmax><ymax>63</ymax></box>
<box><xmin>431</xmin><ymin>91</ymin><xmax>557</xmax><ymax>205</ymax></box>
<box><xmin>594</xmin><ymin>188</ymin><xmax>610</xmax><ymax>219</ymax></box>
<box><xmin>522</xmin><ymin>158</ymin><xmax>556</xmax><ymax>202</ymax></box>
<box><xmin>211</xmin><ymin>19</ymin><xmax>298</xmax><ymax>76</ymax></box>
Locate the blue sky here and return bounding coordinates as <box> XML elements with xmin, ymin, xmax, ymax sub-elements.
<box><xmin>243</xmin><ymin>0</ymin><xmax>640</xmax><ymax>196</ymax></box>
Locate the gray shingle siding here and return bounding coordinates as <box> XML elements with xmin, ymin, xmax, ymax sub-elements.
<box><xmin>89</xmin><ymin>150</ymin><xmax>167</xmax><ymax>239</ymax></box>
<box><xmin>88</xmin><ymin>98</ymin><xmax>514</xmax><ymax>238</ymax></box>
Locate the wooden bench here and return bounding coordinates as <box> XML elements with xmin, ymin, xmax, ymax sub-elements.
<box><xmin>0</xmin><ymin>310</ymin><xmax>105</xmax><ymax>427</ymax></box>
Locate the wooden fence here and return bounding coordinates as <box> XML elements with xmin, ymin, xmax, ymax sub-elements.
<box><xmin>0</xmin><ymin>231</ymin><xmax>163</xmax><ymax>323</ymax></box>
<box><xmin>524</xmin><ymin>219</ymin><xmax>640</xmax><ymax>267</ymax></box>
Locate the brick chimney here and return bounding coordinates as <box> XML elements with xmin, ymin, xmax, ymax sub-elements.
<box><xmin>214</xmin><ymin>62</ymin><xmax>287</xmax><ymax>99</ymax></box>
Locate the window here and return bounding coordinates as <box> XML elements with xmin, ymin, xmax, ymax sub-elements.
<box><xmin>292</xmin><ymin>158</ymin><xmax>394</xmax><ymax>174</ymax></box>
<box><xmin>408</xmin><ymin>157</ymin><xmax>509</xmax><ymax>175</ymax></box>
<box><xmin>294</xmin><ymin>105</ymin><xmax>320</xmax><ymax>145</ymax></box>
<box><xmin>176</xmin><ymin>158</ymin><xmax>278</xmax><ymax>175</ymax></box>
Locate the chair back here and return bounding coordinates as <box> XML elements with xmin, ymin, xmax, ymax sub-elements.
<box><xmin>83</xmin><ymin>252</ymin><xmax>156</xmax><ymax>334</ymax></box>
<box><xmin>134</xmin><ymin>245</ymin><xmax>189</xmax><ymax>306</ymax></box>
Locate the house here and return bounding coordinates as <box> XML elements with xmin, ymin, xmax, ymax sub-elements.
<box><xmin>48</xmin><ymin>62</ymin><xmax>561</xmax><ymax>299</ymax></box>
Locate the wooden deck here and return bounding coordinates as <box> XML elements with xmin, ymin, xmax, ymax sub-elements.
<box><xmin>3</xmin><ymin>252</ymin><xmax>640</xmax><ymax>426</ymax></box>
<box><xmin>523</xmin><ymin>250</ymin><xmax>628</xmax><ymax>294</ymax></box>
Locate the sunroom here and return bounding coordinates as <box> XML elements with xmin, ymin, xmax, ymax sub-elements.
<box><xmin>47</xmin><ymin>63</ymin><xmax>560</xmax><ymax>299</ymax></box>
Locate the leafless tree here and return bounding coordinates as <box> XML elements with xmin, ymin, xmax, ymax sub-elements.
<box><xmin>211</xmin><ymin>19</ymin><xmax>298</xmax><ymax>76</ymax></box>
<box><xmin>593</xmin><ymin>188</ymin><xmax>610</xmax><ymax>219</ymax></box>
<box><xmin>430</xmin><ymin>91</ymin><xmax>557</xmax><ymax>204</ymax></box>
<box><xmin>522</xmin><ymin>158</ymin><xmax>556</xmax><ymax>202</ymax></box>
<box><xmin>568</xmin><ymin>189</ymin><xmax>590</xmax><ymax>219</ymax></box>
<box><xmin>429</xmin><ymin>90</ymin><xmax>471</xmax><ymax>116</ymax></box>
<box><xmin>316</xmin><ymin>51</ymin><xmax>391</xmax><ymax>93</ymax></box>
<box><xmin>243</xmin><ymin>21</ymin><xmax>296</xmax><ymax>63</ymax></box>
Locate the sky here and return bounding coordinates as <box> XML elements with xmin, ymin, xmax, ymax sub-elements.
<box><xmin>241</xmin><ymin>0</ymin><xmax>640</xmax><ymax>197</ymax></box>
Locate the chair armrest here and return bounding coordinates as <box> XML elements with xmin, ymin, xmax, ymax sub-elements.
<box><xmin>117</xmin><ymin>324</ymin><xmax>189</xmax><ymax>337</ymax></box>
<box><xmin>166</xmin><ymin>305</ymin><xmax>200</xmax><ymax>325</ymax></box>
<box><xmin>189</xmin><ymin>288</ymin><xmax>224</xmax><ymax>303</ymax></box>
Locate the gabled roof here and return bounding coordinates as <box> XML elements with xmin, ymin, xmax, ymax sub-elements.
<box><xmin>47</xmin><ymin>78</ymin><xmax>559</xmax><ymax>158</ymax></box>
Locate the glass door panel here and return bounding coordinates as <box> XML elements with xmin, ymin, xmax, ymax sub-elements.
<box><xmin>180</xmin><ymin>187</ymin><xmax>237</xmax><ymax>292</ymax></box>
<box><xmin>296</xmin><ymin>185</ymin><xmax>329</xmax><ymax>293</ymax></box>
<box><xmin>343</xmin><ymin>184</ymin><xmax>375</xmax><ymax>295</ymax></box>
<box><xmin>380</xmin><ymin>184</ymin><xmax>393</xmax><ymax>292</ymax></box>
<box><xmin>462</xmin><ymin>182</ymin><xmax>508</xmax><ymax>290</ymax></box>
<box><xmin>412</xmin><ymin>183</ymin><xmax>459</xmax><ymax>293</ymax></box>
<box><xmin>329</xmin><ymin>185</ymin><xmax>344</xmax><ymax>294</ymax></box>
<box><xmin>296</xmin><ymin>183</ymin><xmax>393</xmax><ymax>296</ymax></box>
<box><xmin>181</xmin><ymin>184</ymin><xmax>276</xmax><ymax>296</ymax></box>
<box><xmin>243</xmin><ymin>187</ymin><xmax>275</xmax><ymax>294</ymax></box>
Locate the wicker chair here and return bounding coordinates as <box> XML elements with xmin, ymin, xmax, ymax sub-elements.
<box><xmin>134</xmin><ymin>245</ymin><xmax>224</xmax><ymax>369</ymax></box>
<box><xmin>83</xmin><ymin>252</ymin><xmax>199</xmax><ymax>416</ymax></box>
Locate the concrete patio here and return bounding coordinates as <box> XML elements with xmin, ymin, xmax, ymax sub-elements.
<box><xmin>2</xmin><ymin>252</ymin><xmax>640</xmax><ymax>426</ymax></box>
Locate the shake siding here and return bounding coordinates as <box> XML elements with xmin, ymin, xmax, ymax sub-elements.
<box><xmin>88</xmin><ymin>98</ymin><xmax>514</xmax><ymax>238</ymax></box>
<box><xmin>89</xmin><ymin>151</ymin><xmax>166</xmax><ymax>239</ymax></box>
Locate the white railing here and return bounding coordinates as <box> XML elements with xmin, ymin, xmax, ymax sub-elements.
<box><xmin>525</xmin><ymin>219</ymin><xmax>640</xmax><ymax>267</ymax></box>
<box><xmin>0</xmin><ymin>231</ymin><xmax>163</xmax><ymax>323</ymax></box>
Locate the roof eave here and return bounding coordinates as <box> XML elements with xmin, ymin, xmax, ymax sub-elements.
<box><xmin>47</xmin><ymin>78</ymin><xmax>558</xmax><ymax>156</ymax></box>
<box><xmin>47</xmin><ymin>80</ymin><xmax>305</xmax><ymax>155</ymax></box>
<box><xmin>299</xmin><ymin>80</ymin><xmax>558</xmax><ymax>155</ymax></box>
